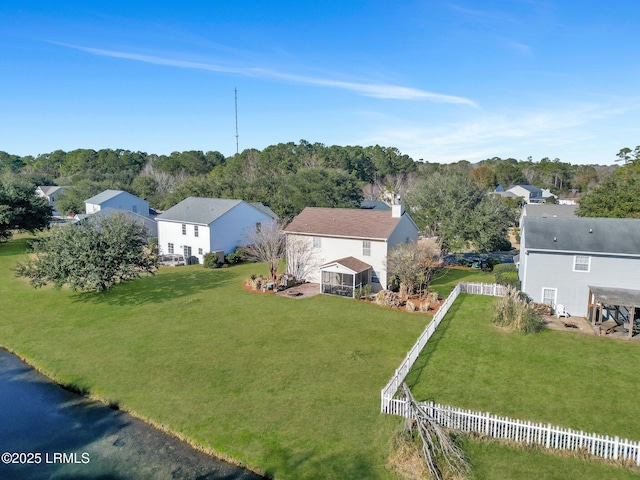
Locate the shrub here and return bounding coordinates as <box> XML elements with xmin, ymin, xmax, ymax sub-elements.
<box><xmin>493</xmin><ymin>263</ymin><xmax>520</xmax><ymax>289</ymax></box>
<box><xmin>203</xmin><ymin>252</ymin><xmax>221</xmax><ymax>269</ymax></box>
<box><xmin>356</xmin><ymin>284</ymin><xmax>373</xmax><ymax>300</ymax></box>
<box><xmin>493</xmin><ymin>286</ymin><xmax>544</xmax><ymax>333</ymax></box>
<box><xmin>492</xmin><ymin>263</ymin><xmax>516</xmax><ymax>275</ymax></box>
<box><xmin>225</xmin><ymin>252</ymin><xmax>242</xmax><ymax>265</ymax></box>
<box><xmin>486</xmin><ymin>257</ymin><xmax>501</xmax><ymax>271</ymax></box>
<box><xmin>246</xmin><ymin>274</ymin><xmax>265</xmax><ymax>290</ymax></box>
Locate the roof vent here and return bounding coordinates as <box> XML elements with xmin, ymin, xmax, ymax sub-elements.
<box><xmin>589</xmin><ymin>228</ymin><xmax>593</xmax><ymax>233</ymax></box>
<box><xmin>553</xmin><ymin>236</ymin><xmax>557</xmax><ymax>242</ymax></box>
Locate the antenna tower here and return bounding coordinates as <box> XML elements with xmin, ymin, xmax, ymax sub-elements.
<box><xmin>234</xmin><ymin>88</ymin><xmax>239</xmax><ymax>155</ymax></box>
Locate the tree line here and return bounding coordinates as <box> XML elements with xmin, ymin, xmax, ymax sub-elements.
<box><xmin>2</xmin><ymin>141</ymin><xmax>639</xmax><ymax>251</ymax></box>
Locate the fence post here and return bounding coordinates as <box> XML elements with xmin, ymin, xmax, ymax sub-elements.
<box><xmin>546</xmin><ymin>424</ymin><xmax>551</xmax><ymax>449</ymax></box>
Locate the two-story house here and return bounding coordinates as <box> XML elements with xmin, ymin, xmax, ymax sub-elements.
<box><xmin>283</xmin><ymin>204</ymin><xmax>419</xmax><ymax>297</ymax></box>
<box><xmin>84</xmin><ymin>190</ymin><xmax>150</xmax><ymax>217</ymax></box>
<box><xmin>519</xmin><ymin>216</ymin><xmax>640</xmax><ymax>321</ymax></box>
<box><xmin>157</xmin><ymin>197</ymin><xmax>278</xmax><ymax>265</ymax></box>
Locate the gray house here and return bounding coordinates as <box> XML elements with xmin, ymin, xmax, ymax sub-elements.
<box><xmin>519</xmin><ymin>217</ymin><xmax>640</xmax><ymax>319</ymax></box>
<box><xmin>518</xmin><ymin>203</ymin><xmax>577</xmax><ymax>227</ymax></box>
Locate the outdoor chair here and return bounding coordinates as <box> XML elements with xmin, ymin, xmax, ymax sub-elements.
<box><xmin>555</xmin><ymin>304</ymin><xmax>569</xmax><ymax>318</ymax></box>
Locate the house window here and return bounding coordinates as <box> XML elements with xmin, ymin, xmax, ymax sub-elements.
<box><xmin>198</xmin><ymin>248</ymin><xmax>203</xmax><ymax>255</ymax></box>
<box><xmin>313</xmin><ymin>237</ymin><xmax>322</xmax><ymax>248</ymax></box>
<box><xmin>132</xmin><ymin>205</ymin><xmax>138</xmax><ymax>213</ymax></box>
<box><xmin>168</xmin><ymin>243</ymin><xmax>174</xmax><ymax>254</ymax></box>
<box><xmin>363</xmin><ymin>240</ymin><xmax>371</xmax><ymax>256</ymax></box>
<box><xmin>182</xmin><ymin>224</ymin><xmax>186</xmax><ymax>235</ymax></box>
<box><xmin>194</xmin><ymin>225</ymin><xmax>199</xmax><ymax>237</ymax></box>
<box><xmin>371</xmin><ymin>271</ymin><xmax>380</xmax><ymax>284</ymax></box>
<box><xmin>574</xmin><ymin>255</ymin><xmax>590</xmax><ymax>272</ymax></box>
<box><xmin>542</xmin><ymin>288</ymin><xmax>557</xmax><ymax>308</ymax></box>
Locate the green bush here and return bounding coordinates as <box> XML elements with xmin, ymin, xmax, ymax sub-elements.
<box><xmin>493</xmin><ymin>263</ymin><xmax>520</xmax><ymax>289</ymax></box>
<box><xmin>492</xmin><ymin>263</ymin><xmax>516</xmax><ymax>275</ymax></box>
<box><xmin>486</xmin><ymin>258</ymin><xmax>501</xmax><ymax>271</ymax></box>
<box><xmin>225</xmin><ymin>252</ymin><xmax>242</xmax><ymax>265</ymax></box>
<box><xmin>203</xmin><ymin>252</ymin><xmax>221</xmax><ymax>269</ymax></box>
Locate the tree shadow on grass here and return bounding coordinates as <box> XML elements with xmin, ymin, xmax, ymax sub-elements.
<box><xmin>403</xmin><ymin>295</ymin><xmax>465</xmax><ymax>394</ymax></box>
<box><xmin>71</xmin><ymin>268</ymin><xmax>236</xmax><ymax>307</ymax></box>
<box><xmin>0</xmin><ymin>238</ymin><xmax>33</xmax><ymax>256</ymax></box>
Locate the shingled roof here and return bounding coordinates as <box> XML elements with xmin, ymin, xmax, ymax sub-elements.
<box><xmin>157</xmin><ymin>197</ymin><xmax>277</xmax><ymax>225</ymax></box>
<box><xmin>284</xmin><ymin>207</ymin><xmax>404</xmax><ymax>240</ymax></box>
<box><xmin>522</xmin><ymin>217</ymin><xmax>640</xmax><ymax>256</ymax></box>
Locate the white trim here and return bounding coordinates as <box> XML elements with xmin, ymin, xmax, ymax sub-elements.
<box><xmin>542</xmin><ymin>287</ymin><xmax>557</xmax><ymax>308</ymax></box>
<box><xmin>573</xmin><ymin>255</ymin><xmax>591</xmax><ymax>272</ymax></box>
<box><xmin>525</xmin><ymin>248</ymin><xmax>640</xmax><ymax>259</ymax></box>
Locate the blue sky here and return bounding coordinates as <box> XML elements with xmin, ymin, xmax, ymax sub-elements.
<box><xmin>1</xmin><ymin>1</ymin><xmax>639</xmax><ymax>164</ymax></box>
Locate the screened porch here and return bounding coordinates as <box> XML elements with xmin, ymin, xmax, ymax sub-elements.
<box><xmin>320</xmin><ymin>257</ymin><xmax>372</xmax><ymax>298</ymax></box>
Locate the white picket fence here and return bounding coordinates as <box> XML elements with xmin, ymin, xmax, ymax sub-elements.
<box><xmin>380</xmin><ymin>281</ymin><xmax>640</xmax><ymax>466</ymax></box>
<box><xmin>387</xmin><ymin>400</ymin><xmax>640</xmax><ymax>466</ymax></box>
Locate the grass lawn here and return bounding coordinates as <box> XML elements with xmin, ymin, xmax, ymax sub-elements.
<box><xmin>429</xmin><ymin>266</ymin><xmax>496</xmax><ymax>297</ymax></box>
<box><xmin>406</xmin><ymin>292</ymin><xmax>640</xmax><ymax>479</ymax></box>
<box><xmin>0</xmin><ymin>236</ymin><xmax>430</xmax><ymax>480</ymax></box>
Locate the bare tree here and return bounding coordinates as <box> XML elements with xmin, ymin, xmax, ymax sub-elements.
<box><xmin>242</xmin><ymin>222</ymin><xmax>285</xmax><ymax>282</ymax></box>
<box><xmin>387</xmin><ymin>242</ymin><xmax>439</xmax><ymax>297</ymax></box>
<box><xmin>285</xmin><ymin>235</ymin><xmax>320</xmax><ymax>282</ymax></box>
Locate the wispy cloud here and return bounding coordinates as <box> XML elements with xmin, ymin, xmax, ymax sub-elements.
<box><xmin>359</xmin><ymin>101</ymin><xmax>640</xmax><ymax>163</ymax></box>
<box><xmin>54</xmin><ymin>42</ymin><xmax>477</xmax><ymax>106</ymax></box>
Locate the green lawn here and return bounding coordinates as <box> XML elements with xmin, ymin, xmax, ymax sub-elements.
<box><xmin>406</xmin><ymin>293</ymin><xmax>640</xmax><ymax>479</ymax></box>
<box><xmin>0</xmin><ymin>236</ymin><xmax>428</xmax><ymax>480</ymax></box>
<box><xmin>429</xmin><ymin>266</ymin><xmax>496</xmax><ymax>297</ymax></box>
<box><xmin>3</xmin><ymin>240</ymin><xmax>639</xmax><ymax>480</ymax></box>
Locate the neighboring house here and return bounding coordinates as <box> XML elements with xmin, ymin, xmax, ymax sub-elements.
<box><xmin>90</xmin><ymin>207</ymin><xmax>158</xmax><ymax>237</ymax></box>
<box><xmin>156</xmin><ymin>197</ymin><xmax>278</xmax><ymax>265</ymax></box>
<box><xmin>36</xmin><ymin>186</ymin><xmax>64</xmax><ymax>216</ymax></box>
<box><xmin>283</xmin><ymin>204</ymin><xmax>419</xmax><ymax>297</ymax></box>
<box><xmin>505</xmin><ymin>185</ymin><xmax>544</xmax><ymax>204</ymax></box>
<box><xmin>518</xmin><ymin>203</ymin><xmax>577</xmax><ymax>228</ymax></box>
<box><xmin>518</xmin><ymin>216</ymin><xmax>640</xmax><ymax>318</ymax></box>
<box><xmin>85</xmin><ymin>190</ymin><xmax>150</xmax><ymax>217</ymax></box>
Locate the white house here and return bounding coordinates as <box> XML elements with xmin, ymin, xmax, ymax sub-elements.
<box><xmin>84</xmin><ymin>190</ymin><xmax>149</xmax><ymax>217</ymax></box>
<box><xmin>518</xmin><ymin>217</ymin><xmax>640</xmax><ymax>333</ymax></box>
<box><xmin>156</xmin><ymin>197</ymin><xmax>278</xmax><ymax>264</ymax></box>
<box><xmin>283</xmin><ymin>204</ymin><xmax>419</xmax><ymax>297</ymax></box>
<box><xmin>36</xmin><ymin>186</ymin><xmax>64</xmax><ymax>216</ymax></box>
<box><xmin>505</xmin><ymin>185</ymin><xmax>544</xmax><ymax>204</ymax></box>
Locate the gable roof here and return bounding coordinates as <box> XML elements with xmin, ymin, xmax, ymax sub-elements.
<box><xmin>522</xmin><ymin>204</ymin><xmax>577</xmax><ymax>218</ymax></box>
<box><xmin>84</xmin><ymin>189</ymin><xmax>144</xmax><ymax>205</ymax></box>
<box><xmin>37</xmin><ymin>186</ymin><xmax>63</xmax><ymax>196</ymax></box>
<box><xmin>321</xmin><ymin>256</ymin><xmax>372</xmax><ymax>273</ymax></box>
<box><xmin>522</xmin><ymin>217</ymin><xmax>640</xmax><ymax>256</ymax></box>
<box><xmin>284</xmin><ymin>207</ymin><xmax>410</xmax><ymax>240</ymax></box>
<box><xmin>157</xmin><ymin>197</ymin><xmax>243</xmax><ymax>224</ymax></box>
<box><xmin>508</xmin><ymin>184</ymin><xmax>543</xmax><ymax>193</ymax></box>
<box><xmin>157</xmin><ymin>197</ymin><xmax>277</xmax><ymax>225</ymax></box>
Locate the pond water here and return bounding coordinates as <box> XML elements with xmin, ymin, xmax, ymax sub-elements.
<box><xmin>0</xmin><ymin>349</ymin><xmax>262</xmax><ymax>480</ymax></box>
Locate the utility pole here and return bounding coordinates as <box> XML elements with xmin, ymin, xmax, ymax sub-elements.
<box><xmin>234</xmin><ymin>88</ymin><xmax>239</xmax><ymax>155</ymax></box>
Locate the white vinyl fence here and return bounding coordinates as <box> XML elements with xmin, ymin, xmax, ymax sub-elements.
<box><xmin>380</xmin><ymin>281</ymin><xmax>640</xmax><ymax>466</ymax></box>
<box><xmin>388</xmin><ymin>400</ymin><xmax>640</xmax><ymax>466</ymax></box>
